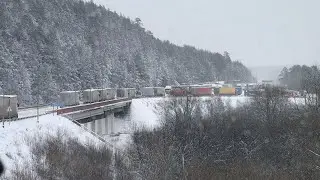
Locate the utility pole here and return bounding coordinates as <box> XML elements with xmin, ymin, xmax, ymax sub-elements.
<box><xmin>186</xmin><ymin>86</ymin><xmax>192</xmax><ymax>121</ymax></box>
<box><xmin>8</xmin><ymin>97</ymin><xmax>11</xmax><ymax>125</ymax></box>
<box><xmin>37</xmin><ymin>64</ymin><xmax>40</xmax><ymax>123</ymax></box>
<box><xmin>2</xmin><ymin>94</ymin><xmax>4</xmax><ymax>128</ymax></box>
<box><xmin>37</xmin><ymin>95</ymin><xmax>39</xmax><ymax>123</ymax></box>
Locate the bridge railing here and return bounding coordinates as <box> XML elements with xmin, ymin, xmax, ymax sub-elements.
<box><xmin>57</xmin><ymin>98</ymin><xmax>131</xmax><ymax>115</ymax></box>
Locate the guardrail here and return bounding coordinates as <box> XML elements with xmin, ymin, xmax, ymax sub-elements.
<box><xmin>56</xmin><ymin>98</ymin><xmax>131</xmax><ymax>115</ymax></box>
<box><xmin>18</xmin><ymin>104</ymin><xmax>49</xmax><ymax>110</ymax></box>
<box><xmin>2</xmin><ymin>110</ymin><xmax>53</xmax><ymax>122</ymax></box>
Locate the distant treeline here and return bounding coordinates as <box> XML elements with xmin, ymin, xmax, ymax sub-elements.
<box><xmin>0</xmin><ymin>0</ymin><xmax>254</xmax><ymax>105</ymax></box>
<box><xmin>279</xmin><ymin>65</ymin><xmax>320</xmax><ymax>91</ymax></box>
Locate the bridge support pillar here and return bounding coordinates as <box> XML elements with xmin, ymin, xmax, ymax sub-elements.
<box><xmin>84</xmin><ymin>122</ymin><xmax>89</xmax><ymax>130</ymax></box>
<box><xmin>104</xmin><ymin>111</ymin><xmax>115</xmax><ymax>135</ymax></box>
<box><xmin>110</xmin><ymin>113</ymin><xmax>114</xmax><ymax>134</ymax></box>
<box><xmin>94</xmin><ymin>120</ymin><xmax>100</xmax><ymax>134</ymax></box>
<box><xmin>91</xmin><ymin>119</ymin><xmax>95</xmax><ymax>133</ymax></box>
<box><xmin>100</xmin><ymin>117</ymin><xmax>106</xmax><ymax>135</ymax></box>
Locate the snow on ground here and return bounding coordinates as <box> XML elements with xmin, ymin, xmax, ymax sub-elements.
<box><xmin>289</xmin><ymin>97</ymin><xmax>305</xmax><ymax>104</ymax></box>
<box><xmin>0</xmin><ymin>114</ymin><xmax>102</xmax><ymax>177</ymax></box>
<box><xmin>0</xmin><ymin>96</ymin><xmax>307</xmax><ymax>176</ymax></box>
<box><xmin>103</xmin><ymin>96</ymin><xmax>306</xmax><ymax>149</ymax></box>
<box><xmin>217</xmin><ymin>96</ymin><xmax>249</xmax><ymax>107</ymax></box>
<box><xmin>130</xmin><ymin>97</ymin><xmax>163</xmax><ymax>129</ymax></box>
<box><xmin>103</xmin><ymin>97</ymin><xmax>163</xmax><ymax>149</ymax></box>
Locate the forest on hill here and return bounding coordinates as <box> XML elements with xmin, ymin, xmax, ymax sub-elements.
<box><xmin>0</xmin><ymin>0</ymin><xmax>254</xmax><ymax>104</ymax></box>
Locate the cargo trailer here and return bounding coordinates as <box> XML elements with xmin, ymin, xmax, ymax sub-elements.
<box><xmin>141</xmin><ymin>87</ymin><xmax>154</xmax><ymax>97</ymax></box>
<box><xmin>190</xmin><ymin>86</ymin><xmax>212</xmax><ymax>96</ymax></box>
<box><xmin>0</xmin><ymin>95</ymin><xmax>18</xmax><ymax>119</ymax></box>
<box><xmin>83</xmin><ymin>89</ymin><xmax>100</xmax><ymax>103</ymax></box>
<box><xmin>117</xmin><ymin>88</ymin><xmax>128</xmax><ymax>98</ymax></box>
<box><xmin>219</xmin><ymin>87</ymin><xmax>236</xmax><ymax>96</ymax></box>
<box><xmin>60</xmin><ymin>91</ymin><xmax>80</xmax><ymax>106</ymax></box>
<box><xmin>154</xmin><ymin>87</ymin><xmax>165</xmax><ymax>96</ymax></box>
<box><xmin>98</xmin><ymin>88</ymin><xmax>117</xmax><ymax>101</ymax></box>
<box><xmin>97</xmin><ymin>89</ymin><xmax>108</xmax><ymax>101</ymax></box>
<box><xmin>127</xmin><ymin>88</ymin><xmax>136</xmax><ymax>98</ymax></box>
<box><xmin>170</xmin><ymin>86</ymin><xmax>189</xmax><ymax>96</ymax></box>
<box><xmin>106</xmin><ymin>88</ymin><xmax>116</xmax><ymax>100</ymax></box>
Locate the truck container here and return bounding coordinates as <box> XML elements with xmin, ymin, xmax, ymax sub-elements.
<box><xmin>141</xmin><ymin>87</ymin><xmax>154</xmax><ymax>97</ymax></box>
<box><xmin>127</xmin><ymin>88</ymin><xmax>136</xmax><ymax>98</ymax></box>
<box><xmin>170</xmin><ymin>86</ymin><xmax>189</xmax><ymax>96</ymax></box>
<box><xmin>190</xmin><ymin>87</ymin><xmax>212</xmax><ymax>96</ymax></box>
<box><xmin>97</xmin><ymin>88</ymin><xmax>116</xmax><ymax>101</ymax></box>
<box><xmin>97</xmin><ymin>89</ymin><xmax>108</xmax><ymax>101</ymax></box>
<box><xmin>83</xmin><ymin>89</ymin><xmax>100</xmax><ymax>103</ymax></box>
<box><xmin>0</xmin><ymin>95</ymin><xmax>18</xmax><ymax>119</ymax></box>
<box><xmin>60</xmin><ymin>91</ymin><xmax>80</xmax><ymax>106</ymax></box>
<box><xmin>117</xmin><ymin>88</ymin><xmax>128</xmax><ymax>98</ymax></box>
<box><xmin>219</xmin><ymin>87</ymin><xmax>236</xmax><ymax>96</ymax></box>
<box><xmin>106</xmin><ymin>88</ymin><xmax>116</xmax><ymax>100</ymax></box>
<box><xmin>154</xmin><ymin>87</ymin><xmax>165</xmax><ymax>96</ymax></box>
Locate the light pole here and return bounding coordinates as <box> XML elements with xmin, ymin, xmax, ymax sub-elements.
<box><xmin>36</xmin><ymin>64</ymin><xmax>40</xmax><ymax>123</ymax></box>
<box><xmin>37</xmin><ymin>95</ymin><xmax>39</xmax><ymax>123</ymax></box>
<box><xmin>2</xmin><ymin>94</ymin><xmax>4</xmax><ymax>128</ymax></box>
<box><xmin>7</xmin><ymin>97</ymin><xmax>11</xmax><ymax>124</ymax></box>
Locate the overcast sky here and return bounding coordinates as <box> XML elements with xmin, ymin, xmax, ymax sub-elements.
<box><xmin>92</xmin><ymin>0</ymin><xmax>319</xmax><ymax>67</ymax></box>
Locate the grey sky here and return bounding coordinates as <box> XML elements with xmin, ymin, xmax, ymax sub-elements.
<box><xmin>93</xmin><ymin>0</ymin><xmax>319</xmax><ymax>67</ymax></box>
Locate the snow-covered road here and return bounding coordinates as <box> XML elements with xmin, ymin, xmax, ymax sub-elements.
<box><xmin>18</xmin><ymin>106</ymin><xmax>54</xmax><ymax>119</ymax></box>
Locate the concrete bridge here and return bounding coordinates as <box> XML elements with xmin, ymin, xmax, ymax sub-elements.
<box><xmin>58</xmin><ymin>98</ymin><xmax>132</xmax><ymax>136</ymax></box>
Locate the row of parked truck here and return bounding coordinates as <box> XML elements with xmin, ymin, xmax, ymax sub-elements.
<box><xmin>60</xmin><ymin>88</ymin><xmax>136</xmax><ymax>107</ymax></box>
<box><xmin>0</xmin><ymin>85</ymin><xmax>242</xmax><ymax>119</ymax></box>
<box><xmin>167</xmin><ymin>86</ymin><xmax>243</xmax><ymax>96</ymax></box>
<box><xmin>59</xmin><ymin>85</ymin><xmax>242</xmax><ymax>108</ymax></box>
